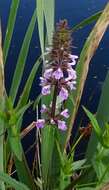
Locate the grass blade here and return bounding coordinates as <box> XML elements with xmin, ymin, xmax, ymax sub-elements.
<box><xmin>86</xmin><ymin>71</ymin><xmax>109</xmax><ymax>160</ymax></box>
<box><xmin>3</xmin><ymin>0</ymin><xmax>20</xmax><ymax>64</ymax></box>
<box><xmin>37</xmin><ymin>0</ymin><xmax>44</xmax><ymax>59</ymax></box>
<box><xmin>16</xmin><ymin>56</ymin><xmax>41</xmax><ymax>110</ymax></box>
<box><xmin>44</xmin><ymin>0</ymin><xmax>54</xmax><ymax>45</ymax></box>
<box><xmin>72</xmin><ymin>11</ymin><xmax>102</xmax><ymax>32</ymax></box>
<box><xmin>65</xmin><ymin>2</ymin><xmax>109</xmax><ymax>147</ymax></box>
<box><xmin>0</xmin><ymin>23</ymin><xmax>5</xmax><ymax>190</ymax></box>
<box><xmin>9</xmin><ymin>10</ymin><xmax>36</xmax><ymax>104</ymax></box>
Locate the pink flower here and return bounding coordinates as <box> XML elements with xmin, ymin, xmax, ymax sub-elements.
<box><xmin>58</xmin><ymin>120</ymin><xmax>67</xmax><ymax>131</ymax></box>
<box><xmin>40</xmin><ymin>77</ymin><xmax>47</xmax><ymax>86</ymax></box>
<box><xmin>35</xmin><ymin>119</ymin><xmax>45</xmax><ymax>128</ymax></box>
<box><xmin>61</xmin><ymin>109</ymin><xmax>69</xmax><ymax>118</ymax></box>
<box><xmin>59</xmin><ymin>87</ymin><xmax>68</xmax><ymax>101</ymax></box>
<box><xmin>53</xmin><ymin>68</ymin><xmax>63</xmax><ymax>80</ymax></box>
<box><xmin>67</xmin><ymin>68</ymin><xmax>77</xmax><ymax>80</ymax></box>
<box><xmin>67</xmin><ymin>81</ymin><xmax>76</xmax><ymax>90</ymax></box>
<box><xmin>44</xmin><ymin>68</ymin><xmax>53</xmax><ymax>79</ymax></box>
<box><xmin>42</xmin><ymin>85</ymin><xmax>51</xmax><ymax>95</ymax></box>
<box><xmin>69</xmin><ymin>54</ymin><xmax>78</xmax><ymax>60</ymax></box>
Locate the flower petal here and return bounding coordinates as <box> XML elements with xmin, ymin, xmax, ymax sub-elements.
<box><xmin>35</xmin><ymin>119</ymin><xmax>45</xmax><ymax>128</ymax></box>
<box><xmin>59</xmin><ymin>87</ymin><xmax>68</xmax><ymax>101</ymax></box>
<box><xmin>53</xmin><ymin>68</ymin><xmax>63</xmax><ymax>80</ymax></box>
<box><xmin>58</xmin><ymin>120</ymin><xmax>67</xmax><ymax>131</ymax></box>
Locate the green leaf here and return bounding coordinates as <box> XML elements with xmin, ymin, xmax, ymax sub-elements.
<box><xmin>0</xmin><ymin>172</ymin><xmax>30</xmax><ymax>190</ymax></box>
<box><xmin>87</xmin><ymin>71</ymin><xmax>109</xmax><ymax>159</ymax></box>
<box><xmin>72</xmin><ymin>11</ymin><xmax>102</xmax><ymax>32</ymax></box>
<box><xmin>96</xmin><ymin>71</ymin><xmax>109</xmax><ymax>127</ymax></box>
<box><xmin>37</xmin><ymin>0</ymin><xmax>44</xmax><ymax>58</ymax></box>
<box><xmin>16</xmin><ymin>56</ymin><xmax>41</xmax><ymax>110</ymax></box>
<box><xmin>83</xmin><ymin>106</ymin><xmax>102</xmax><ymax>138</ymax></box>
<box><xmin>9</xmin><ymin>10</ymin><xmax>36</xmax><ymax>104</ymax></box>
<box><xmin>43</xmin><ymin>0</ymin><xmax>54</xmax><ymax>45</ymax></box>
<box><xmin>72</xmin><ymin>159</ymin><xmax>86</xmax><ymax>171</ymax></box>
<box><xmin>9</xmin><ymin>134</ymin><xmax>22</xmax><ymax>161</ymax></box>
<box><xmin>3</xmin><ymin>0</ymin><xmax>20</xmax><ymax>64</ymax></box>
<box><xmin>14</xmin><ymin>152</ymin><xmax>36</xmax><ymax>190</ymax></box>
<box><xmin>41</xmin><ymin>125</ymin><xmax>55</xmax><ymax>190</ymax></box>
<box><xmin>0</xmin><ymin>23</ymin><xmax>5</xmax><ymax>190</ymax></box>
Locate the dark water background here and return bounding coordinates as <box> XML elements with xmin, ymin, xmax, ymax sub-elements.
<box><xmin>0</xmin><ymin>0</ymin><xmax>109</xmax><ymax>164</ymax></box>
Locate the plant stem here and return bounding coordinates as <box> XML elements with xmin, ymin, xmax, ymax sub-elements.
<box><xmin>51</xmin><ymin>83</ymin><xmax>58</xmax><ymax>119</ymax></box>
<box><xmin>0</xmin><ymin>23</ymin><xmax>5</xmax><ymax>190</ymax></box>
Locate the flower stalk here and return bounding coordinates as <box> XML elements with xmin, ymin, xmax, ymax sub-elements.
<box><xmin>36</xmin><ymin>20</ymin><xmax>78</xmax><ymax>131</ymax></box>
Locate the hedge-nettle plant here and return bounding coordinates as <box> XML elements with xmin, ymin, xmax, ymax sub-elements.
<box><xmin>35</xmin><ymin>20</ymin><xmax>78</xmax><ymax>131</ymax></box>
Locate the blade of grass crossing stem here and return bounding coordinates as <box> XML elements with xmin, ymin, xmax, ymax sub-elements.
<box><xmin>0</xmin><ymin>23</ymin><xmax>5</xmax><ymax>190</ymax></box>
<box><xmin>86</xmin><ymin>71</ymin><xmax>109</xmax><ymax>160</ymax></box>
<box><xmin>65</xmin><ymin>3</ymin><xmax>109</xmax><ymax>148</ymax></box>
<box><xmin>43</xmin><ymin>0</ymin><xmax>54</xmax><ymax>45</ymax></box>
<box><xmin>16</xmin><ymin>56</ymin><xmax>41</xmax><ymax>110</ymax></box>
<box><xmin>0</xmin><ymin>172</ymin><xmax>30</xmax><ymax>190</ymax></box>
<box><xmin>37</xmin><ymin>0</ymin><xmax>44</xmax><ymax>60</ymax></box>
<box><xmin>72</xmin><ymin>11</ymin><xmax>102</xmax><ymax>32</ymax></box>
<box><xmin>3</xmin><ymin>0</ymin><xmax>20</xmax><ymax>64</ymax></box>
<box><xmin>9</xmin><ymin>10</ymin><xmax>36</xmax><ymax>104</ymax></box>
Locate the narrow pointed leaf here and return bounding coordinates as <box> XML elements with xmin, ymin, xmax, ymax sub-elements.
<box><xmin>72</xmin><ymin>11</ymin><xmax>102</xmax><ymax>32</ymax></box>
<box><xmin>3</xmin><ymin>0</ymin><xmax>20</xmax><ymax>64</ymax></box>
<box><xmin>9</xmin><ymin>10</ymin><xmax>36</xmax><ymax>104</ymax></box>
<box><xmin>0</xmin><ymin>172</ymin><xmax>30</xmax><ymax>190</ymax></box>
<box><xmin>37</xmin><ymin>0</ymin><xmax>44</xmax><ymax>59</ymax></box>
<box><xmin>0</xmin><ymin>23</ymin><xmax>5</xmax><ymax>190</ymax></box>
<box><xmin>16</xmin><ymin>57</ymin><xmax>41</xmax><ymax>110</ymax></box>
<box><xmin>44</xmin><ymin>0</ymin><xmax>54</xmax><ymax>45</ymax></box>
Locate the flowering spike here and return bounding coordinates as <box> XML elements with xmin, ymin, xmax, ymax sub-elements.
<box><xmin>38</xmin><ymin>20</ymin><xmax>78</xmax><ymax>132</ymax></box>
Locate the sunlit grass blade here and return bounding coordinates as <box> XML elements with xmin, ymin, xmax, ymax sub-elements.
<box><xmin>16</xmin><ymin>56</ymin><xmax>41</xmax><ymax>110</ymax></box>
<box><xmin>9</xmin><ymin>10</ymin><xmax>36</xmax><ymax>104</ymax></box>
<box><xmin>3</xmin><ymin>0</ymin><xmax>20</xmax><ymax>64</ymax></box>
<box><xmin>44</xmin><ymin>0</ymin><xmax>54</xmax><ymax>45</ymax></box>
<box><xmin>65</xmin><ymin>2</ymin><xmax>109</xmax><ymax>147</ymax></box>
<box><xmin>0</xmin><ymin>23</ymin><xmax>5</xmax><ymax>190</ymax></box>
<box><xmin>0</xmin><ymin>172</ymin><xmax>30</xmax><ymax>190</ymax></box>
<box><xmin>72</xmin><ymin>11</ymin><xmax>102</xmax><ymax>31</ymax></box>
<box><xmin>37</xmin><ymin>0</ymin><xmax>44</xmax><ymax>59</ymax></box>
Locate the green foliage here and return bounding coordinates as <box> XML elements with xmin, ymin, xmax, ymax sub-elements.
<box><xmin>9</xmin><ymin>10</ymin><xmax>37</xmax><ymax>104</ymax></box>
<box><xmin>3</xmin><ymin>0</ymin><xmax>20</xmax><ymax>64</ymax></box>
<box><xmin>1</xmin><ymin>1</ymin><xmax>109</xmax><ymax>190</ymax></box>
<box><xmin>0</xmin><ymin>172</ymin><xmax>30</xmax><ymax>190</ymax></box>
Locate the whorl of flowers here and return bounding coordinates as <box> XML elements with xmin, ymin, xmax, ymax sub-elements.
<box><xmin>36</xmin><ymin>20</ymin><xmax>78</xmax><ymax>131</ymax></box>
